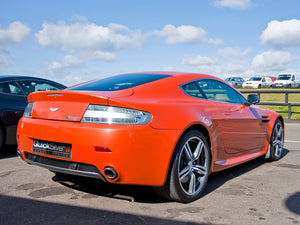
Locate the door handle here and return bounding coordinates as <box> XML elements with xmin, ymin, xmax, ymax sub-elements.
<box><xmin>261</xmin><ymin>116</ymin><xmax>271</xmax><ymax>122</ymax></box>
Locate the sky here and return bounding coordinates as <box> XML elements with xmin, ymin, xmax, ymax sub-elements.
<box><xmin>1</xmin><ymin>0</ymin><xmax>300</xmax><ymax>86</ymax></box>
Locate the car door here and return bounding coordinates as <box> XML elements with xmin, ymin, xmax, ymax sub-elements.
<box><xmin>0</xmin><ymin>81</ymin><xmax>27</xmax><ymax>144</ymax></box>
<box><xmin>291</xmin><ymin>75</ymin><xmax>297</xmax><ymax>88</ymax></box>
<box><xmin>197</xmin><ymin>79</ymin><xmax>266</xmax><ymax>154</ymax></box>
<box><xmin>261</xmin><ymin>77</ymin><xmax>267</xmax><ymax>87</ymax></box>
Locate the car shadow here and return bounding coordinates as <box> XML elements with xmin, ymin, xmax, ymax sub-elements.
<box><xmin>52</xmin><ymin>148</ymin><xmax>289</xmax><ymax>203</ymax></box>
<box><xmin>0</xmin><ymin>194</ymin><xmax>211</xmax><ymax>225</ymax></box>
<box><xmin>0</xmin><ymin>145</ymin><xmax>18</xmax><ymax>159</ymax></box>
<box><xmin>203</xmin><ymin>148</ymin><xmax>289</xmax><ymax>197</ymax></box>
<box><xmin>52</xmin><ymin>173</ymin><xmax>164</xmax><ymax>203</ymax></box>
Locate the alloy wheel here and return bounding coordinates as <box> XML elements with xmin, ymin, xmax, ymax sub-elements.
<box><xmin>178</xmin><ymin>136</ymin><xmax>209</xmax><ymax>196</ymax></box>
<box><xmin>271</xmin><ymin>121</ymin><xmax>284</xmax><ymax>158</ymax></box>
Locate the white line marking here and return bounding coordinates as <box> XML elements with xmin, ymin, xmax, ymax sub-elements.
<box><xmin>285</xmin><ymin>140</ymin><xmax>300</xmax><ymax>143</ymax></box>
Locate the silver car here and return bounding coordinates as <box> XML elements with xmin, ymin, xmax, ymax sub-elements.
<box><xmin>225</xmin><ymin>77</ymin><xmax>245</xmax><ymax>88</ymax></box>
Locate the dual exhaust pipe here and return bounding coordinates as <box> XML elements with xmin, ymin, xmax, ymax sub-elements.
<box><xmin>17</xmin><ymin>150</ymin><xmax>24</xmax><ymax>160</ymax></box>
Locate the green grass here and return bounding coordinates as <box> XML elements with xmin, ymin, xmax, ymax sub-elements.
<box><xmin>238</xmin><ymin>88</ymin><xmax>300</xmax><ymax>119</ymax></box>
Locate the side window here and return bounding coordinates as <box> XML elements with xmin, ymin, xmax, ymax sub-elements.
<box><xmin>0</xmin><ymin>81</ymin><xmax>23</xmax><ymax>95</ymax></box>
<box><xmin>181</xmin><ymin>82</ymin><xmax>205</xmax><ymax>98</ymax></box>
<box><xmin>17</xmin><ymin>80</ymin><xmax>63</xmax><ymax>96</ymax></box>
<box><xmin>197</xmin><ymin>79</ymin><xmax>243</xmax><ymax>104</ymax></box>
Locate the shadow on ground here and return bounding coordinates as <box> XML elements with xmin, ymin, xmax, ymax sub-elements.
<box><xmin>285</xmin><ymin>192</ymin><xmax>300</xmax><ymax>215</ymax></box>
<box><xmin>0</xmin><ymin>194</ymin><xmax>210</xmax><ymax>225</ymax></box>
<box><xmin>50</xmin><ymin>148</ymin><xmax>289</xmax><ymax>203</ymax></box>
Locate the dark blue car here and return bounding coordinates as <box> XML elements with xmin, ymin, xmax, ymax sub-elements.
<box><xmin>0</xmin><ymin>76</ymin><xmax>66</xmax><ymax>150</ymax></box>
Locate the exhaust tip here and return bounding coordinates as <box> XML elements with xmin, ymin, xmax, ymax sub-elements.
<box><xmin>17</xmin><ymin>150</ymin><xmax>23</xmax><ymax>160</ymax></box>
<box><xmin>104</xmin><ymin>167</ymin><xmax>118</xmax><ymax>180</ymax></box>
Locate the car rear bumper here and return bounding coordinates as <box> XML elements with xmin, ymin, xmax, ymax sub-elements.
<box><xmin>17</xmin><ymin>117</ymin><xmax>180</xmax><ymax>186</ymax></box>
<box><xmin>18</xmin><ymin>151</ymin><xmax>107</xmax><ymax>181</ymax></box>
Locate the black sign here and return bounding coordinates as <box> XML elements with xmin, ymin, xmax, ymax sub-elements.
<box><xmin>32</xmin><ymin>139</ymin><xmax>72</xmax><ymax>159</ymax></box>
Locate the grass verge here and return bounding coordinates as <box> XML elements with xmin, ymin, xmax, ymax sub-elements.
<box><xmin>238</xmin><ymin>88</ymin><xmax>300</xmax><ymax>119</ymax></box>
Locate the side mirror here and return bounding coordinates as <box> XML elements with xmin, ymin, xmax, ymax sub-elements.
<box><xmin>246</xmin><ymin>94</ymin><xmax>260</xmax><ymax>105</ymax></box>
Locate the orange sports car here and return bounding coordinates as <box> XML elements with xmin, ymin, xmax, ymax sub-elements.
<box><xmin>17</xmin><ymin>72</ymin><xmax>284</xmax><ymax>202</ymax></box>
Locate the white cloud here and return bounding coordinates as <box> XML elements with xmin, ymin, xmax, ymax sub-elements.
<box><xmin>181</xmin><ymin>47</ymin><xmax>250</xmax><ymax>75</ymax></box>
<box><xmin>197</xmin><ymin>63</ymin><xmax>246</xmax><ymax>76</ymax></box>
<box><xmin>87</xmin><ymin>51</ymin><xmax>117</xmax><ymax>62</ymax></box>
<box><xmin>261</xmin><ymin>19</ymin><xmax>300</xmax><ymax>49</ymax></box>
<box><xmin>0</xmin><ymin>21</ymin><xmax>30</xmax><ymax>47</ymax></box>
<box><xmin>196</xmin><ymin>65</ymin><xmax>222</xmax><ymax>75</ymax></box>
<box><xmin>154</xmin><ymin>24</ymin><xmax>206</xmax><ymax>44</ymax></box>
<box><xmin>218</xmin><ymin>47</ymin><xmax>251</xmax><ymax>58</ymax></box>
<box><xmin>221</xmin><ymin>63</ymin><xmax>246</xmax><ymax>73</ymax></box>
<box><xmin>214</xmin><ymin>0</ymin><xmax>252</xmax><ymax>10</ymax></box>
<box><xmin>35</xmin><ymin>21</ymin><xmax>143</xmax><ymax>65</ymax></box>
<box><xmin>153</xmin><ymin>24</ymin><xmax>222</xmax><ymax>45</ymax></box>
<box><xmin>251</xmin><ymin>50</ymin><xmax>291</xmax><ymax>72</ymax></box>
<box><xmin>181</xmin><ymin>51</ymin><xmax>247</xmax><ymax>76</ymax></box>
<box><xmin>48</xmin><ymin>55</ymin><xmax>83</xmax><ymax>74</ymax></box>
<box><xmin>35</xmin><ymin>22</ymin><xmax>143</xmax><ymax>52</ymax></box>
<box><xmin>208</xmin><ymin>38</ymin><xmax>224</xmax><ymax>46</ymax></box>
<box><xmin>0</xmin><ymin>21</ymin><xmax>30</xmax><ymax>67</ymax></box>
<box><xmin>181</xmin><ymin>55</ymin><xmax>217</xmax><ymax>65</ymax></box>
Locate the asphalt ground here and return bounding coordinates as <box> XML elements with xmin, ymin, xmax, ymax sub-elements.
<box><xmin>0</xmin><ymin>122</ymin><xmax>299</xmax><ymax>225</ymax></box>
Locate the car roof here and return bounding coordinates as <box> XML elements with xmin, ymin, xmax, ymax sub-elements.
<box><xmin>129</xmin><ymin>71</ymin><xmax>223</xmax><ymax>83</ymax></box>
<box><xmin>131</xmin><ymin>72</ymin><xmax>229</xmax><ymax>88</ymax></box>
<box><xmin>126</xmin><ymin>71</ymin><xmax>218</xmax><ymax>79</ymax></box>
<box><xmin>0</xmin><ymin>75</ymin><xmax>66</xmax><ymax>87</ymax></box>
<box><xmin>0</xmin><ymin>75</ymin><xmax>50</xmax><ymax>82</ymax></box>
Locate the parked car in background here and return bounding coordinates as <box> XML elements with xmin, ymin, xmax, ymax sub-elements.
<box><xmin>0</xmin><ymin>76</ymin><xmax>66</xmax><ymax>150</ymax></box>
<box><xmin>225</xmin><ymin>77</ymin><xmax>245</xmax><ymax>88</ymax></box>
<box><xmin>242</xmin><ymin>76</ymin><xmax>273</xmax><ymax>88</ymax></box>
<box><xmin>17</xmin><ymin>72</ymin><xmax>284</xmax><ymax>202</ymax></box>
<box><xmin>272</xmin><ymin>74</ymin><xmax>300</xmax><ymax>88</ymax></box>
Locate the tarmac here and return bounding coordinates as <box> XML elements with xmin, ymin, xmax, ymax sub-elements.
<box><xmin>0</xmin><ymin>121</ymin><xmax>299</xmax><ymax>225</ymax></box>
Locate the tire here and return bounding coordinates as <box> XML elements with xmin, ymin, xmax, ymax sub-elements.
<box><xmin>156</xmin><ymin>129</ymin><xmax>210</xmax><ymax>202</ymax></box>
<box><xmin>266</xmin><ymin>119</ymin><xmax>284</xmax><ymax>161</ymax></box>
<box><xmin>0</xmin><ymin>125</ymin><xmax>5</xmax><ymax>150</ymax></box>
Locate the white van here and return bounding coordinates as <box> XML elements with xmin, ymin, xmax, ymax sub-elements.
<box><xmin>273</xmin><ymin>74</ymin><xmax>299</xmax><ymax>88</ymax></box>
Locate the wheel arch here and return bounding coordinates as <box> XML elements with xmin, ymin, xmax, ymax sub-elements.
<box><xmin>183</xmin><ymin>124</ymin><xmax>213</xmax><ymax>171</ymax></box>
<box><xmin>162</xmin><ymin>123</ymin><xmax>213</xmax><ymax>186</ymax></box>
<box><xmin>276</xmin><ymin>115</ymin><xmax>285</xmax><ymax>137</ymax></box>
<box><xmin>276</xmin><ymin>115</ymin><xmax>284</xmax><ymax>126</ymax></box>
<box><xmin>183</xmin><ymin>124</ymin><xmax>212</xmax><ymax>150</ymax></box>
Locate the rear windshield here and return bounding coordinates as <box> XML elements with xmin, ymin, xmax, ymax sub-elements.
<box><xmin>67</xmin><ymin>73</ymin><xmax>172</xmax><ymax>91</ymax></box>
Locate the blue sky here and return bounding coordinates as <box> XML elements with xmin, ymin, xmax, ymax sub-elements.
<box><xmin>1</xmin><ymin>0</ymin><xmax>300</xmax><ymax>85</ymax></box>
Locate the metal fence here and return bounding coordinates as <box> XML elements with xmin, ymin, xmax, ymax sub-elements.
<box><xmin>240</xmin><ymin>90</ymin><xmax>300</xmax><ymax>119</ymax></box>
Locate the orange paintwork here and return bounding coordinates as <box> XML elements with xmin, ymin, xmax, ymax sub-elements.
<box><xmin>17</xmin><ymin>72</ymin><xmax>283</xmax><ymax>186</ymax></box>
